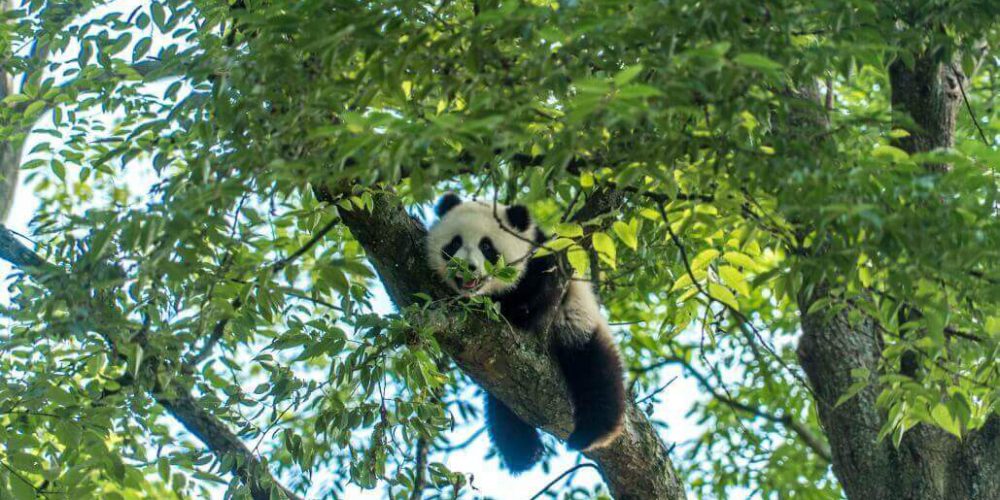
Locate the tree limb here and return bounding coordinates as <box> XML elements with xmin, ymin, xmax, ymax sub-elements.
<box><xmin>0</xmin><ymin>225</ymin><xmax>300</xmax><ymax>500</ymax></box>
<box><xmin>664</xmin><ymin>355</ymin><xmax>832</xmax><ymax>462</ymax></box>
<box><xmin>409</xmin><ymin>436</ymin><xmax>429</xmax><ymax>500</ymax></box>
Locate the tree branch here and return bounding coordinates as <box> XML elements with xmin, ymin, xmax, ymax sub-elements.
<box><xmin>668</xmin><ymin>355</ymin><xmax>831</xmax><ymax>462</ymax></box>
<box><xmin>0</xmin><ymin>226</ymin><xmax>300</xmax><ymax>500</ymax></box>
<box><xmin>409</xmin><ymin>436</ymin><xmax>429</xmax><ymax>500</ymax></box>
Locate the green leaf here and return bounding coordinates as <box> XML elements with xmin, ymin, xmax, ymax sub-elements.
<box><xmin>52</xmin><ymin>161</ymin><xmax>66</xmax><ymax>181</ymax></box>
<box><xmin>872</xmin><ymin>144</ymin><xmax>910</xmax><ymax>162</ymax></box>
<box><xmin>614</xmin><ymin>64</ymin><xmax>643</xmax><ymax>86</ymax></box>
<box><xmin>158</xmin><ymin>457</ymin><xmax>170</xmax><ymax>482</ymax></box>
<box><xmin>8</xmin><ymin>452</ymin><xmax>42</xmax><ymax>474</ymax></box>
<box><xmin>690</xmin><ymin>249</ymin><xmax>719</xmax><ymax>271</ymax></box>
<box><xmin>592</xmin><ymin>231</ymin><xmax>616</xmax><ymax>269</ymax></box>
<box><xmin>612</xmin><ymin>220</ymin><xmax>638</xmax><ymax>251</ymax></box>
<box><xmin>133</xmin><ymin>37</ymin><xmax>153</xmax><ymax>62</ymax></box>
<box><xmin>23</xmin><ymin>100</ymin><xmax>47</xmax><ymax>118</ymax></box>
<box><xmin>670</xmin><ymin>271</ymin><xmax>695</xmax><ymax>292</ymax></box>
<box><xmin>718</xmin><ymin>265</ymin><xmax>750</xmax><ymax>296</ymax></box>
<box><xmin>617</xmin><ymin>84</ymin><xmax>663</xmax><ymax>99</ymax></box>
<box><xmin>151</xmin><ymin>3</ymin><xmax>167</xmax><ymax>30</ymax></box>
<box><xmin>9</xmin><ymin>474</ymin><xmax>35</xmax><ymax>500</ymax></box>
<box><xmin>931</xmin><ymin>404</ymin><xmax>961</xmax><ymax>438</ymax></box>
<box><xmin>733</xmin><ymin>53</ymin><xmax>783</xmax><ymax>72</ymax></box>
<box><xmin>3</xmin><ymin>93</ymin><xmax>30</xmax><ymax>105</ymax></box>
<box><xmin>537</xmin><ymin>237</ymin><xmax>575</xmax><ymax>254</ymax></box>
<box><xmin>835</xmin><ymin>379</ymin><xmax>869</xmax><ymax>408</ymax></box>
<box><xmin>567</xmin><ymin>245</ymin><xmax>589</xmax><ymax>276</ymax></box>
<box><xmin>553</xmin><ymin>223</ymin><xmax>583</xmax><ymax>238</ymax></box>
<box><xmin>708</xmin><ymin>283</ymin><xmax>739</xmax><ymax>310</ymax></box>
<box><xmin>722</xmin><ymin>251</ymin><xmax>763</xmax><ymax>272</ymax></box>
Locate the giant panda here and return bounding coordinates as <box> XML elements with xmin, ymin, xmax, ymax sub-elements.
<box><xmin>425</xmin><ymin>193</ymin><xmax>626</xmax><ymax>473</ymax></box>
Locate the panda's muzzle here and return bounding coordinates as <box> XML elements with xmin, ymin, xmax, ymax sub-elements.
<box><xmin>454</xmin><ymin>275</ymin><xmax>483</xmax><ymax>291</ymax></box>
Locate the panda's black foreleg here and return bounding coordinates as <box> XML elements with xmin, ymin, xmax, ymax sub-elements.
<box><xmin>484</xmin><ymin>393</ymin><xmax>545</xmax><ymax>473</ymax></box>
<box><xmin>553</xmin><ymin>328</ymin><xmax>626</xmax><ymax>451</ymax></box>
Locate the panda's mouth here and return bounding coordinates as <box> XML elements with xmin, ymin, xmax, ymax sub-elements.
<box><xmin>454</xmin><ymin>276</ymin><xmax>483</xmax><ymax>292</ymax></box>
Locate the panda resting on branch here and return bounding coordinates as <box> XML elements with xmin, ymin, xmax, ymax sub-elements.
<box><xmin>425</xmin><ymin>193</ymin><xmax>627</xmax><ymax>473</ymax></box>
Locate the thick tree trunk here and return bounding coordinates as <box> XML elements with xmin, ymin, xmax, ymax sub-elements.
<box><xmin>796</xmin><ymin>52</ymin><xmax>999</xmax><ymax>499</ymax></box>
<box><xmin>798</xmin><ymin>286</ymin><xmax>968</xmax><ymax>499</ymax></box>
<box><xmin>889</xmin><ymin>56</ymin><xmax>960</xmax><ymax>167</ymax></box>
<box><xmin>331</xmin><ymin>190</ymin><xmax>686</xmax><ymax>499</ymax></box>
<box><xmin>0</xmin><ymin>53</ymin><xmax>20</xmax><ymax>222</ymax></box>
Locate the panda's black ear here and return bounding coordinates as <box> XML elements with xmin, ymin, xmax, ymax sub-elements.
<box><xmin>435</xmin><ymin>193</ymin><xmax>462</xmax><ymax>217</ymax></box>
<box><xmin>506</xmin><ymin>205</ymin><xmax>532</xmax><ymax>231</ymax></box>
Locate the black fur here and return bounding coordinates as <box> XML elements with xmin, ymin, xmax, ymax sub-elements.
<box><xmin>505</xmin><ymin>204</ymin><xmax>531</xmax><ymax>231</ymax></box>
<box><xmin>435</xmin><ymin>193</ymin><xmax>462</xmax><ymax>216</ymax></box>
<box><xmin>479</xmin><ymin>237</ymin><xmax>499</xmax><ymax>264</ymax></box>
<box><xmin>442</xmin><ymin>235</ymin><xmax>462</xmax><ymax>261</ymax></box>
<box><xmin>485</xmin><ymin>393</ymin><xmax>544</xmax><ymax>474</ymax></box>
<box><xmin>484</xmin><ymin>249</ymin><xmax>625</xmax><ymax>467</ymax></box>
<box><xmin>490</xmin><ymin>252</ymin><xmax>564</xmax><ymax>331</ymax></box>
<box><xmin>553</xmin><ymin>328</ymin><xmax>626</xmax><ymax>450</ymax></box>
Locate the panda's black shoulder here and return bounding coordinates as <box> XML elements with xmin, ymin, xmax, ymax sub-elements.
<box><xmin>490</xmin><ymin>250</ymin><xmax>564</xmax><ymax>330</ymax></box>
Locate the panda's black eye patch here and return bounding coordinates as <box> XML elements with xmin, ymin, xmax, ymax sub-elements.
<box><xmin>479</xmin><ymin>237</ymin><xmax>499</xmax><ymax>264</ymax></box>
<box><xmin>442</xmin><ymin>235</ymin><xmax>462</xmax><ymax>261</ymax></box>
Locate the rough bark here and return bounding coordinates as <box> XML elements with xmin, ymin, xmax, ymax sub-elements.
<box><xmin>332</xmin><ymin>190</ymin><xmax>685</xmax><ymax>500</ymax></box>
<box><xmin>0</xmin><ymin>10</ymin><xmax>20</xmax><ymax>222</ymax></box>
<box><xmin>889</xmin><ymin>56</ymin><xmax>961</xmax><ymax>169</ymax></box>
<box><xmin>0</xmin><ymin>131</ymin><xmax>21</xmax><ymax>222</ymax></box>
<box><xmin>0</xmin><ymin>226</ymin><xmax>300</xmax><ymax>500</ymax></box>
<box><xmin>798</xmin><ymin>286</ymin><xmax>963</xmax><ymax>499</ymax></box>
<box><xmin>158</xmin><ymin>382</ymin><xmax>301</xmax><ymax>500</ymax></box>
<box><xmin>795</xmin><ymin>50</ymin><xmax>999</xmax><ymax>499</ymax></box>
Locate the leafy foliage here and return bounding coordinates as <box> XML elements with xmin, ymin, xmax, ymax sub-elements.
<box><xmin>0</xmin><ymin>0</ymin><xmax>998</xmax><ymax>498</ymax></box>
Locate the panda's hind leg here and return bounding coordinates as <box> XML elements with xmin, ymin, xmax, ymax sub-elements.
<box><xmin>553</xmin><ymin>325</ymin><xmax>626</xmax><ymax>451</ymax></box>
<box><xmin>485</xmin><ymin>392</ymin><xmax>545</xmax><ymax>473</ymax></box>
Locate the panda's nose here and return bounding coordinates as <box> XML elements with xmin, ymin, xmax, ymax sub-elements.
<box><xmin>468</xmin><ymin>263</ymin><xmax>478</xmax><ymax>272</ymax></box>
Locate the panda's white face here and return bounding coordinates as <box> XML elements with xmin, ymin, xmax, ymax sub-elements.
<box><xmin>426</xmin><ymin>197</ymin><xmax>536</xmax><ymax>296</ymax></box>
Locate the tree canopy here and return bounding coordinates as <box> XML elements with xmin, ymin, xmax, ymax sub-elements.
<box><xmin>0</xmin><ymin>0</ymin><xmax>999</xmax><ymax>498</ymax></box>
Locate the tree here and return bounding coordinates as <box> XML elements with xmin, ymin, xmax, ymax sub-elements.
<box><xmin>0</xmin><ymin>0</ymin><xmax>998</xmax><ymax>498</ymax></box>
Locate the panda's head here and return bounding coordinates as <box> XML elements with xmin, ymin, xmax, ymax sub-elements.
<box><xmin>426</xmin><ymin>193</ymin><xmax>539</xmax><ymax>296</ymax></box>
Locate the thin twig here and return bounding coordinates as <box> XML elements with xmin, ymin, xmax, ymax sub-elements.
<box><xmin>672</xmin><ymin>353</ymin><xmax>832</xmax><ymax>462</ymax></box>
<box><xmin>187</xmin><ymin>298</ymin><xmax>241</xmax><ymax>365</ymax></box>
<box><xmin>272</xmin><ymin>217</ymin><xmax>340</xmax><ymax>272</ymax></box>
<box><xmin>529</xmin><ymin>463</ymin><xmax>601</xmax><ymax>500</ymax></box>
<box><xmin>0</xmin><ymin>460</ymin><xmax>44</xmax><ymax>497</ymax></box>
<box><xmin>636</xmin><ymin>376</ymin><xmax>678</xmax><ymax>405</ymax></box>
<box><xmin>440</xmin><ymin>426</ymin><xmax>486</xmax><ymax>452</ymax></box>
<box><xmin>950</xmin><ymin>63</ymin><xmax>991</xmax><ymax>147</ymax></box>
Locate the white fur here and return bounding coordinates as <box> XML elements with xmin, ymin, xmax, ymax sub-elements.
<box><xmin>553</xmin><ymin>280</ymin><xmax>605</xmax><ymax>346</ymax></box>
<box><xmin>427</xmin><ymin>201</ymin><xmax>536</xmax><ymax>296</ymax></box>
